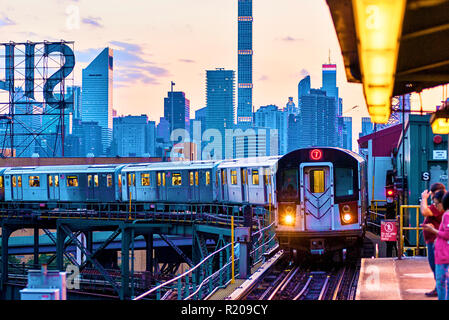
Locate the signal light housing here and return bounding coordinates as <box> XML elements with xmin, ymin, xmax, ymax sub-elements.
<box><xmin>339</xmin><ymin>202</ymin><xmax>358</xmax><ymax>225</ymax></box>
<box><xmin>385</xmin><ymin>185</ymin><xmax>396</xmax><ymax>203</ymax></box>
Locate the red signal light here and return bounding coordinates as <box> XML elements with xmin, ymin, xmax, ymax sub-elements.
<box><xmin>387</xmin><ymin>189</ymin><xmax>394</xmax><ymax>196</ymax></box>
<box><xmin>310</xmin><ymin>149</ymin><xmax>323</xmax><ymax>161</ymax></box>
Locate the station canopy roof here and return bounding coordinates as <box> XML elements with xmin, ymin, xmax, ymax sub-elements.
<box><xmin>326</xmin><ymin>0</ymin><xmax>449</xmax><ymax>97</ymax></box>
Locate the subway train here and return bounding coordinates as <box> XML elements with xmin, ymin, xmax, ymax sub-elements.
<box><xmin>0</xmin><ymin>147</ymin><xmax>367</xmax><ymax>255</ymax></box>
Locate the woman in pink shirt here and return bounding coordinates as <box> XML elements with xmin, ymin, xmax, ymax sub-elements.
<box><xmin>423</xmin><ymin>191</ymin><xmax>449</xmax><ymax>300</ymax></box>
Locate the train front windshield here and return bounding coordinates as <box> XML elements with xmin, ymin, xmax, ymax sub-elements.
<box><xmin>279</xmin><ymin>168</ymin><xmax>298</xmax><ymax>202</ymax></box>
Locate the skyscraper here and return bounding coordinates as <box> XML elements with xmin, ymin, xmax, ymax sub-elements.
<box><xmin>237</xmin><ymin>0</ymin><xmax>253</xmax><ymax>127</ymax></box>
<box><xmin>298</xmin><ymin>75</ymin><xmax>311</xmax><ymax>109</ymax></box>
<box><xmin>113</xmin><ymin>115</ymin><xmax>149</xmax><ymax>157</ymax></box>
<box><xmin>298</xmin><ymin>89</ymin><xmax>338</xmax><ymax>148</ymax></box>
<box><xmin>342</xmin><ymin>116</ymin><xmax>353</xmax><ymax>150</ymax></box>
<box><xmin>206</xmin><ymin>69</ymin><xmax>235</xmax><ymax>132</ymax></box>
<box><xmin>321</xmin><ymin>64</ymin><xmax>339</xmax><ymax>114</ymax></box>
<box><xmin>285</xmin><ymin>97</ymin><xmax>298</xmax><ymax>115</ymax></box>
<box><xmin>163</xmin><ymin>91</ymin><xmax>190</xmax><ymax>135</ymax></box>
<box><xmin>360</xmin><ymin>117</ymin><xmax>374</xmax><ymax>137</ymax></box>
<box><xmin>81</xmin><ymin>48</ymin><xmax>113</xmax><ymax>154</ymax></box>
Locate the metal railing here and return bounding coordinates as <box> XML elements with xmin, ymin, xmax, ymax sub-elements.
<box><xmin>399</xmin><ymin>205</ymin><xmax>427</xmax><ymax>256</ymax></box>
<box><xmin>367</xmin><ymin>200</ymin><xmax>387</xmax><ymax>234</ymax></box>
<box><xmin>133</xmin><ymin>220</ymin><xmax>277</xmax><ymax>301</ymax></box>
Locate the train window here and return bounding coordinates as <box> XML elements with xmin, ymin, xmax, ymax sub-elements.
<box><xmin>172</xmin><ymin>173</ymin><xmax>182</xmax><ymax>186</ymax></box>
<box><xmin>141</xmin><ymin>173</ymin><xmax>150</xmax><ymax>186</ymax></box>
<box><xmin>335</xmin><ymin>167</ymin><xmax>354</xmax><ymax>197</ymax></box>
<box><xmin>12</xmin><ymin>176</ymin><xmax>16</xmax><ymax>187</ymax></box>
<box><xmin>107</xmin><ymin>174</ymin><xmax>113</xmax><ymax>187</ymax></box>
<box><xmin>309</xmin><ymin>170</ymin><xmax>325</xmax><ymax>193</ymax></box>
<box><xmin>241</xmin><ymin>168</ymin><xmax>247</xmax><ymax>185</ymax></box>
<box><xmin>88</xmin><ymin>175</ymin><xmax>92</xmax><ymax>187</ymax></box>
<box><xmin>118</xmin><ymin>174</ymin><xmax>122</xmax><ymax>190</ymax></box>
<box><xmin>54</xmin><ymin>175</ymin><xmax>59</xmax><ymax>187</ymax></box>
<box><xmin>18</xmin><ymin>175</ymin><xmax>22</xmax><ymax>187</ymax></box>
<box><xmin>162</xmin><ymin>173</ymin><xmax>166</xmax><ymax>186</ymax></box>
<box><xmin>221</xmin><ymin>169</ymin><xmax>227</xmax><ymax>185</ymax></box>
<box><xmin>231</xmin><ymin>170</ymin><xmax>237</xmax><ymax>185</ymax></box>
<box><xmin>29</xmin><ymin>176</ymin><xmax>40</xmax><ymax>187</ymax></box>
<box><xmin>127</xmin><ymin>173</ymin><xmax>136</xmax><ymax>186</ymax></box>
<box><xmin>252</xmin><ymin>170</ymin><xmax>259</xmax><ymax>185</ymax></box>
<box><xmin>264</xmin><ymin>168</ymin><xmax>271</xmax><ymax>185</ymax></box>
<box><xmin>205</xmin><ymin>171</ymin><xmax>211</xmax><ymax>185</ymax></box>
<box><xmin>94</xmin><ymin>174</ymin><xmax>99</xmax><ymax>187</ymax></box>
<box><xmin>67</xmin><ymin>176</ymin><xmax>78</xmax><ymax>187</ymax></box>
<box><xmin>48</xmin><ymin>175</ymin><xmax>53</xmax><ymax>187</ymax></box>
<box><xmin>279</xmin><ymin>168</ymin><xmax>298</xmax><ymax>200</ymax></box>
<box><xmin>0</xmin><ymin>176</ymin><xmax>3</xmax><ymax>188</ymax></box>
<box><xmin>195</xmin><ymin>171</ymin><xmax>199</xmax><ymax>186</ymax></box>
<box><xmin>189</xmin><ymin>172</ymin><xmax>194</xmax><ymax>186</ymax></box>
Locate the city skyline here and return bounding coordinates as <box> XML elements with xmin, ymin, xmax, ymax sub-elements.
<box><xmin>0</xmin><ymin>0</ymin><xmax>444</xmax><ymax>151</ymax></box>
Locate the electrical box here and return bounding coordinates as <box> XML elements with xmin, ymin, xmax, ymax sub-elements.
<box><xmin>235</xmin><ymin>227</ymin><xmax>251</xmax><ymax>243</ymax></box>
<box><xmin>21</xmin><ymin>288</ymin><xmax>60</xmax><ymax>300</ymax></box>
<box><xmin>20</xmin><ymin>265</ymin><xmax>67</xmax><ymax>300</ymax></box>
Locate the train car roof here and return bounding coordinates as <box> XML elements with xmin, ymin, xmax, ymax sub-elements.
<box><xmin>121</xmin><ymin>160</ymin><xmax>218</xmax><ymax>172</ymax></box>
<box><xmin>217</xmin><ymin>156</ymin><xmax>281</xmax><ymax>169</ymax></box>
<box><xmin>3</xmin><ymin>164</ymin><xmax>124</xmax><ymax>174</ymax></box>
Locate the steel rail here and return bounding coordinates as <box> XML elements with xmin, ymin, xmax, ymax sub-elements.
<box><xmin>267</xmin><ymin>266</ymin><xmax>299</xmax><ymax>300</ymax></box>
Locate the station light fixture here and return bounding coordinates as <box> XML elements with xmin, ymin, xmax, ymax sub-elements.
<box><xmin>352</xmin><ymin>0</ymin><xmax>407</xmax><ymax>124</ymax></box>
<box><xmin>430</xmin><ymin>105</ymin><xmax>449</xmax><ymax>134</ymax></box>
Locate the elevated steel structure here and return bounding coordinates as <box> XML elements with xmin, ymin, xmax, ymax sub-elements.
<box><xmin>0</xmin><ymin>201</ymin><xmax>274</xmax><ymax>300</ymax></box>
<box><xmin>0</xmin><ymin>41</ymin><xmax>75</xmax><ymax>157</ymax></box>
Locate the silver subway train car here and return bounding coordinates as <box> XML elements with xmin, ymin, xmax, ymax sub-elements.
<box><xmin>0</xmin><ymin>147</ymin><xmax>367</xmax><ymax>254</ymax></box>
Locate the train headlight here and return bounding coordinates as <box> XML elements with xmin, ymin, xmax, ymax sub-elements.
<box><xmin>342</xmin><ymin>212</ymin><xmax>352</xmax><ymax>224</ymax></box>
<box><xmin>280</xmin><ymin>204</ymin><xmax>296</xmax><ymax>226</ymax></box>
<box><xmin>339</xmin><ymin>203</ymin><xmax>358</xmax><ymax>225</ymax></box>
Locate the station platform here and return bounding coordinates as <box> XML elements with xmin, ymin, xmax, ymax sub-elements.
<box><xmin>356</xmin><ymin>257</ymin><xmax>437</xmax><ymax>300</ymax></box>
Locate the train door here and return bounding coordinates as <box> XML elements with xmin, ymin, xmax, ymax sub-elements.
<box><xmin>87</xmin><ymin>174</ymin><xmax>100</xmax><ymax>201</ymax></box>
<box><xmin>221</xmin><ymin>169</ymin><xmax>227</xmax><ymax>201</ymax></box>
<box><xmin>189</xmin><ymin>171</ymin><xmax>200</xmax><ymax>201</ymax></box>
<box><xmin>127</xmin><ymin>172</ymin><xmax>137</xmax><ymax>200</ymax></box>
<box><xmin>300</xmin><ymin>163</ymin><xmax>334</xmax><ymax>231</ymax></box>
<box><xmin>263</xmin><ymin>168</ymin><xmax>270</xmax><ymax>203</ymax></box>
<box><xmin>241</xmin><ymin>168</ymin><xmax>248</xmax><ymax>202</ymax></box>
<box><xmin>12</xmin><ymin>175</ymin><xmax>23</xmax><ymax>200</ymax></box>
<box><xmin>48</xmin><ymin>174</ymin><xmax>60</xmax><ymax>200</ymax></box>
<box><xmin>156</xmin><ymin>172</ymin><xmax>167</xmax><ymax>201</ymax></box>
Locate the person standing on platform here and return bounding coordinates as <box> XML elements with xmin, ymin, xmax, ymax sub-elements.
<box><xmin>423</xmin><ymin>191</ymin><xmax>449</xmax><ymax>300</ymax></box>
<box><xmin>420</xmin><ymin>183</ymin><xmax>446</xmax><ymax>297</ymax></box>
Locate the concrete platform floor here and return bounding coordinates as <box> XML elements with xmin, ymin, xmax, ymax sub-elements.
<box><xmin>356</xmin><ymin>257</ymin><xmax>437</xmax><ymax>300</ymax></box>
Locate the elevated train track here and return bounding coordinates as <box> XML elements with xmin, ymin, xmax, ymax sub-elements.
<box><xmin>236</xmin><ymin>251</ymin><xmax>360</xmax><ymax>301</ymax></box>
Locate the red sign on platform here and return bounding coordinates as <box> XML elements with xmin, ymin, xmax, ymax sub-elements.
<box><xmin>381</xmin><ymin>220</ymin><xmax>397</xmax><ymax>241</ymax></box>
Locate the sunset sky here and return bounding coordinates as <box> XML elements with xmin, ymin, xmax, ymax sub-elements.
<box><xmin>0</xmin><ymin>0</ymin><xmax>444</xmax><ymax>150</ymax></box>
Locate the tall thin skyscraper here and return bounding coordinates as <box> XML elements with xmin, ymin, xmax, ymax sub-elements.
<box><xmin>321</xmin><ymin>64</ymin><xmax>340</xmax><ymax>115</ymax></box>
<box><xmin>237</xmin><ymin>0</ymin><xmax>253</xmax><ymax>127</ymax></box>
<box><xmin>81</xmin><ymin>48</ymin><xmax>113</xmax><ymax>154</ymax></box>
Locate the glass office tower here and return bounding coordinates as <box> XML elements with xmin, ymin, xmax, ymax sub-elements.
<box><xmin>81</xmin><ymin>47</ymin><xmax>113</xmax><ymax>154</ymax></box>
